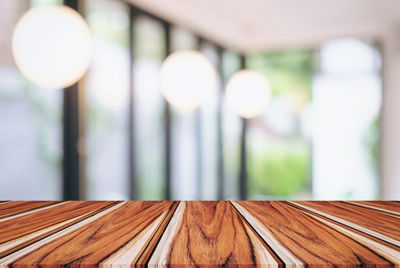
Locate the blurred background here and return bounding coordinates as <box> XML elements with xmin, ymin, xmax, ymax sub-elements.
<box><xmin>0</xmin><ymin>0</ymin><xmax>399</xmax><ymax>200</ymax></box>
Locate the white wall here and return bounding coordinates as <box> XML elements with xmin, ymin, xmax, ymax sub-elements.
<box><xmin>381</xmin><ymin>28</ymin><xmax>400</xmax><ymax>200</ymax></box>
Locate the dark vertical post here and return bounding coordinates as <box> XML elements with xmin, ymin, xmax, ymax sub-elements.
<box><xmin>239</xmin><ymin>55</ymin><xmax>248</xmax><ymax>200</ymax></box>
<box><xmin>163</xmin><ymin>22</ymin><xmax>172</xmax><ymax>200</ymax></box>
<box><xmin>216</xmin><ymin>46</ymin><xmax>225</xmax><ymax>200</ymax></box>
<box><xmin>128</xmin><ymin>6</ymin><xmax>137</xmax><ymax>200</ymax></box>
<box><xmin>63</xmin><ymin>84</ymin><xmax>81</xmax><ymax>200</ymax></box>
<box><xmin>63</xmin><ymin>0</ymin><xmax>85</xmax><ymax>200</ymax></box>
<box><xmin>195</xmin><ymin>38</ymin><xmax>204</xmax><ymax>200</ymax></box>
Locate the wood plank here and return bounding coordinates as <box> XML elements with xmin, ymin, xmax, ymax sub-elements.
<box><xmin>293</xmin><ymin>201</ymin><xmax>400</xmax><ymax>247</ymax></box>
<box><xmin>0</xmin><ymin>201</ymin><xmax>117</xmax><ymax>244</ymax></box>
<box><xmin>0</xmin><ymin>201</ymin><xmax>60</xmax><ymax>219</ymax></box>
<box><xmin>10</xmin><ymin>201</ymin><xmax>176</xmax><ymax>267</ymax></box>
<box><xmin>0</xmin><ymin>202</ymin><xmax>68</xmax><ymax>223</ymax></box>
<box><xmin>0</xmin><ymin>201</ymin><xmax>399</xmax><ymax>267</ymax></box>
<box><xmin>0</xmin><ymin>201</ymin><xmax>119</xmax><ymax>258</ymax></box>
<box><xmin>288</xmin><ymin>202</ymin><xmax>400</xmax><ymax>265</ymax></box>
<box><xmin>135</xmin><ymin>201</ymin><xmax>179</xmax><ymax>265</ymax></box>
<box><xmin>0</xmin><ymin>201</ymin><xmax>125</xmax><ymax>267</ymax></box>
<box><xmin>349</xmin><ymin>201</ymin><xmax>400</xmax><ymax>216</ymax></box>
<box><xmin>233</xmin><ymin>201</ymin><xmax>394</xmax><ymax>267</ymax></box>
<box><xmin>149</xmin><ymin>201</ymin><xmax>282</xmax><ymax>267</ymax></box>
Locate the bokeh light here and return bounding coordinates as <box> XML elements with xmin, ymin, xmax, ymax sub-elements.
<box><xmin>225</xmin><ymin>70</ymin><xmax>271</xmax><ymax>119</ymax></box>
<box><xmin>12</xmin><ymin>6</ymin><xmax>92</xmax><ymax>88</ymax></box>
<box><xmin>160</xmin><ymin>50</ymin><xmax>216</xmax><ymax>112</ymax></box>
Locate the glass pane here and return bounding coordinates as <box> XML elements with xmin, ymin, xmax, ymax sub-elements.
<box><xmin>0</xmin><ymin>0</ymin><xmax>62</xmax><ymax>200</ymax></box>
<box><xmin>199</xmin><ymin>43</ymin><xmax>219</xmax><ymax>200</ymax></box>
<box><xmin>85</xmin><ymin>0</ymin><xmax>130</xmax><ymax>200</ymax></box>
<box><xmin>247</xmin><ymin>49</ymin><xmax>314</xmax><ymax>199</ymax></box>
<box><xmin>134</xmin><ymin>15</ymin><xmax>165</xmax><ymax>199</ymax></box>
<box><xmin>170</xmin><ymin>27</ymin><xmax>198</xmax><ymax>199</ymax></box>
<box><xmin>221</xmin><ymin>50</ymin><xmax>241</xmax><ymax>199</ymax></box>
<box><xmin>312</xmin><ymin>38</ymin><xmax>381</xmax><ymax>200</ymax></box>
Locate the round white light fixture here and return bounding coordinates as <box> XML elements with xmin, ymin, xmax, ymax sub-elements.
<box><xmin>160</xmin><ymin>50</ymin><xmax>216</xmax><ymax>112</ymax></box>
<box><xmin>320</xmin><ymin>38</ymin><xmax>380</xmax><ymax>75</ymax></box>
<box><xmin>225</xmin><ymin>70</ymin><xmax>271</xmax><ymax>119</ymax></box>
<box><xmin>12</xmin><ymin>6</ymin><xmax>92</xmax><ymax>89</ymax></box>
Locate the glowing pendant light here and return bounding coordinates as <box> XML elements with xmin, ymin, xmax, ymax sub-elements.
<box><xmin>160</xmin><ymin>50</ymin><xmax>216</xmax><ymax>112</ymax></box>
<box><xmin>12</xmin><ymin>5</ymin><xmax>92</xmax><ymax>89</ymax></box>
<box><xmin>225</xmin><ymin>70</ymin><xmax>271</xmax><ymax>119</ymax></box>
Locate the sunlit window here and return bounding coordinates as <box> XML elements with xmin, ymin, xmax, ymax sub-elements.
<box><xmin>313</xmin><ymin>38</ymin><xmax>381</xmax><ymax>200</ymax></box>
<box><xmin>0</xmin><ymin>0</ymin><xmax>62</xmax><ymax>200</ymax></box>
<box><xmin>134</xmin><ymin>16</ymin><xmax>165</xmax><ymax>199</ymax></box>
<box><xmin>0</xmin><ymin>1</ymin><xmax>384</xmax><ymax>201</ymax></box>
<box><xmin>247</xmin><ymin>50</ymin><xmax>313</xmax><ymax>199</ymax></box>
<box><xmin>85</xmin><ymin>0</ymin><xmax>130</xmax><ymax>200</ymax></box>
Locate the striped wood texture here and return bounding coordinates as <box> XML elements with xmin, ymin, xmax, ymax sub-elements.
<box><xmin>0</xmin><ymin>201</ymin><xmax>399</xmax><ymax>267</ymax></box>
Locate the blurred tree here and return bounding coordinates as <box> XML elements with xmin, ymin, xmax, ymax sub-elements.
<box><xmin>249</xmin><ymin>142</ymin><xmax>311</xmax><ymax>198</ymax></box>
<box><xmin>363</xmin><ymin>116</ymin><xmax>379</xmax><ymax>174</ymax></box>
<box><xmin>246</xmin><ymin>49</ymin><xmax>314</xmax><ymax>199</ymax></box>
<box><xmin>248</xmin><ymin>49</ymin><xmax>314</xmax><ymax>98</ymax></box>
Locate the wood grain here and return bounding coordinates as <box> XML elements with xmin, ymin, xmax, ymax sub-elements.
<box><xmin>11</xmin><ymin>201</ymin><xmax>176</xmax><ymax>268</ymax></box>
<box><xmin>0</xmin><ymin>201</ymin><xmax>399</xmax><ymax>267</ymax></box>
<box><xmin>149</xmin><ymin>201</ymin><xmax>281</xmax><ymax>266</ymax></box>
<box><xmin>234</xmin><ymin>201</ymin><xmax>395</xmax><ymax>267</ymax></box>
<box><xmin>289</xmin><ymin>202</ymin><xmax>400</xmax><ymax>265</ymax></box>
<box><xmin>0</xmin><ymin>201</ymin><xmax>60</xmax><ymax>219</ymax></box>
<box><xmin>349</xmin><ymin>201</ymin><xmax>400</xmax><ymax>216</ymax></box>
<box><xmin>0</xmin><ymin>201</ymin><xmax>117</xmax><ymax>244</ymax></box>
<box><xmin>0</xmin><ymin>201</ymin><xmax>119</xmax><ymax>259</ymax></box>
<box><xmin>293</xmin><ymin>201</ymin><xmax>400</xmax><ymax>247</ymax></box>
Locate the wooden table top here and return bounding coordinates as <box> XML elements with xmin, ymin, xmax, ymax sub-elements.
<box><xmin>0</xmin><ymin>201</ymin><xmax>399</xmax><ymax>267</ymax></box>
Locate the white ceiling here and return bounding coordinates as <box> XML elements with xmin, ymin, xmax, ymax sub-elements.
<box><xmin>127</xmin><ymin>0</ymin><xmax>400</xmax><ymax>53</ymax></box>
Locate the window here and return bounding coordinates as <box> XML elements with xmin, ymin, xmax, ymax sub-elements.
<box><xmin>0</xmin><ymin>0</ymin><xmax>62</xmax><ymax>200</ymax></box>
<box><xmin>312</xmin><ymin>38</ymin><xmax>381</xmax><ymax>199</ymax></box>
<box><xmin>134</xmin><ymin>15</ymin><xmax>165</xmax><ymax>199</ymax></box>
<box><xmin>85</xmin><ymin>0</ymin><xmax>130</xmax><ymax>200</ymax></box>
<box><xmin>247</xmin><ymin>49</ymin><xmax>313</xmax><ymax>199</ymax></box>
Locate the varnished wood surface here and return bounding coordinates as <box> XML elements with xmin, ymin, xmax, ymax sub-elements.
<box><xmin>0</xmin><ymin>201</ymin><xmax>399</xmax><ymax>267</ymax></box>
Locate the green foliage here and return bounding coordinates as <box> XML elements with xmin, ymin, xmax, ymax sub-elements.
<box><xmin>85</xmin><ymin>0</ymin><xmax>130</xmax><ymax>48</ymax></box>
<box><xmin>88</xmin><ymin>13</ymin><xmax>129</xmax><ymax>48</ymax></box>
<box><xmin>87</xmin><ymin>103</ymin><xmax>116</xmax><ymax>132</ymax></box>
<box><xmin>31</xmin><ymin>0</ymin><xmax>62</xmax><ymax>7</ymax></box>
<box><xmin>249</xmin><ymin>141</ymin><xmax>311</xmax><ymax>197</ymax></box>
<box><xmin>248</xmin><ymin>49</ymin><xmax>314</xmax><ymax>99</ymax></box>
<box><xmin>245</xmin><ymin>49</ymin><xmax>314</xmax><ymax>198</ymax></box>
<box><xmin>222</xmin><ymin>51</ymin><xmax>240</xmax><ymax>79</ymax></box>
<box><xmin>363</xmin><ymin>116</ymin><xmax>380</xmax><ymax>173</ymax></box>
<box><xmin>22</xmin><ymin>83</ymin><xmax>62</xmax><ymax>165</ymax></box>
<box><xmin>134</xmin><ymin>17</ymin><xmax>165</xmax><ymax>59</ymax></box>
